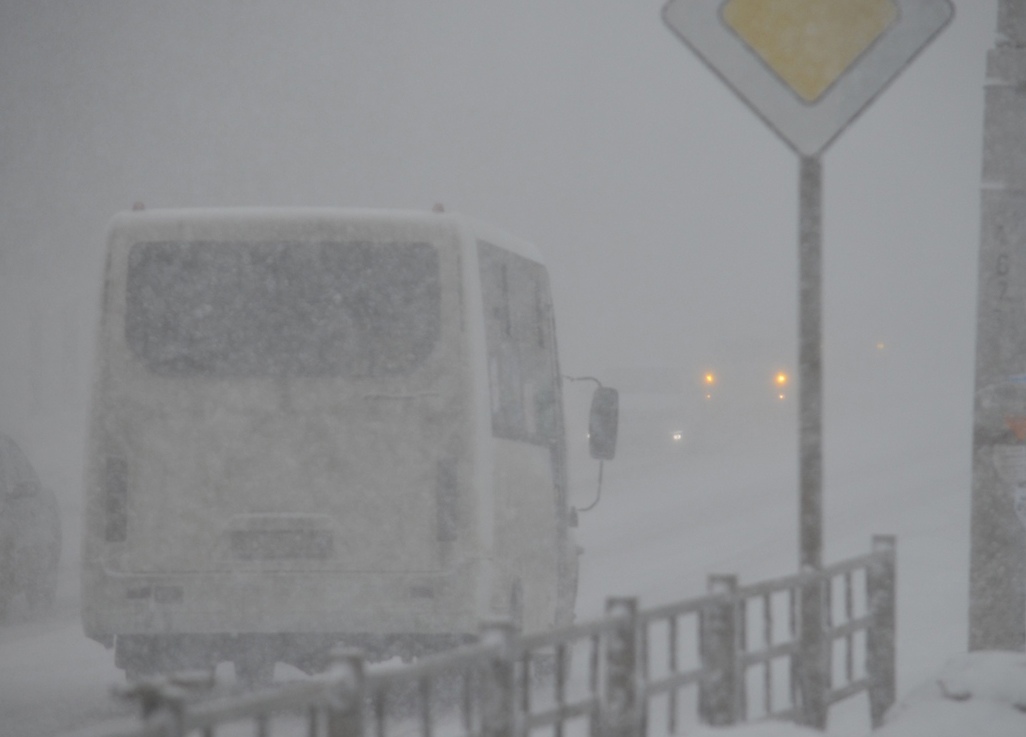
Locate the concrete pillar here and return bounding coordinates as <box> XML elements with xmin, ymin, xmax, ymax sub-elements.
<box><xmin>969</xmin><ymin>0</ymin><xmax>1026</xmax><ymax>651</ymax></box>
<box><xmin>997</xmin><ymin>0</ymin><xmax>1026</xmax><ymax>47</ymax></box>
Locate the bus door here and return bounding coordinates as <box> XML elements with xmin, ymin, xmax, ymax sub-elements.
<box><xmin>477</xmin><ymin>240</ymin><xmax>568</xmax><ymax>632</ymax></box>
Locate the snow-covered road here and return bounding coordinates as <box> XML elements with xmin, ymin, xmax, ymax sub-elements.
<box><xmin>0</xmin><ymin>419</ymin><xmax>970</xmax><ymax>737</ymax></box>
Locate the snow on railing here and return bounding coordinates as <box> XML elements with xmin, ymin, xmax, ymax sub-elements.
<box><xmin>61</xmin><ymin>536</ymin><xmax>895</xmax><ymax>737</ymax></box>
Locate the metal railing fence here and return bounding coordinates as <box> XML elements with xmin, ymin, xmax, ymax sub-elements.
<box><xmin>63</xmin><ymin>535</ymin><xmax>895</xmax><ymax>737</ymax></box>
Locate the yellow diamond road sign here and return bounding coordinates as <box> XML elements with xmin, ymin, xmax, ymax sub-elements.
<box><xmin>723</xmin><ymin>0</ymin><xmax>898</xmax><ymax>103</ymax></box>
<box><xmin>663</xmin><ymin>0</ymin><xmax>953</xmax><ymax>156</ymax></box>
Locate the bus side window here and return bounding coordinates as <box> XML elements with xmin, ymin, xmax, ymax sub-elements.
<box><xmin>478</xmin><ymin>241</ymin><xmax>560</xmax><ymax>446</ymax></box>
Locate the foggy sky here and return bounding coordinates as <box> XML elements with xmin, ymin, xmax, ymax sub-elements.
<box><xmin>0</xmin><ymin>1</ymin><xmax>995</xmax><ymax>498</ymax></box>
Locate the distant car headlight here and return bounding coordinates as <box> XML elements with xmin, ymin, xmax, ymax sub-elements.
<box><xmin>775</xmin><ymin>372</ymin><xmax>789</xmax><ymax>400</ymax></box>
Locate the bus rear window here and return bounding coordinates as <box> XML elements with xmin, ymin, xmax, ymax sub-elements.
<box><xmin>125</xmin><ymin>241</ymin><xmax>440</xmax><ymax>378</ymax></box>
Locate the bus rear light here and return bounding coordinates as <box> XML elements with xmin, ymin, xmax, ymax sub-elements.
<box><xmin>105</xmin><ymin>457</ymin><xmax>128</xmax><ymax>542</ymax></box>
<box><xmin>436</xmin><ymin>459</ymin><xmax>458</xmax><ymax>542</ymax></box>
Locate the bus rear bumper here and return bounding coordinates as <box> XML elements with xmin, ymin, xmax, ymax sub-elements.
<box><xmin>113</xmin><ymin>631</ymin><xmax>477</xmax><ymax>675</ymax></box>
<box><xmin>83</xmin><ymin>568</ymin><xmax>481</xmax><ymax>657</ymax></box>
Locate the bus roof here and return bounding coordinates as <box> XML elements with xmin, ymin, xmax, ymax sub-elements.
<box><xmin>107</xmin><ymin>207</ymin><xmax>546</xmax><ymax>264</ymax></box>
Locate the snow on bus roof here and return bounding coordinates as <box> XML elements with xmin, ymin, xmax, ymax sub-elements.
<box><xmin>108</xmin><ymin>207</ymin><xmax>546</xmax><ymax>264</ymax></box>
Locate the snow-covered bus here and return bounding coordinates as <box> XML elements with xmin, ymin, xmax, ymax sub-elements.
<box><xmin>82</xmin><ymin>208</ymin><xmax>606</xmax><ymax>682</ymax></box>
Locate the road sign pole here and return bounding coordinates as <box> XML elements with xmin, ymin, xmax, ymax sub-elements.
<box><xmin>663</xmin><ymin>0</ymin><xmax>952</xmax><ymax>727</ymax></box>
<box><xmin>799</xmin><ymin>155</ymin><xmax>823</xmax><ymax>573</ymax></box>
<box><xmin>797</xmin><ymin>156</ymin><xmax>827</xmax><ymax>729</ymax></box>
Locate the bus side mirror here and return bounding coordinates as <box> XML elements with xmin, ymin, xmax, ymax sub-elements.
<box><xmin>589</xmin><ymin>387</ymin><xmax>619</xmax><ymax>460</ymax></box>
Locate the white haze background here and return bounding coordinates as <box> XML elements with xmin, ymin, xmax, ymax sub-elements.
<box><xmin>0</xmin><ymin>1</ymin><xmax>1004</xmax><ymax>735</ymax></box>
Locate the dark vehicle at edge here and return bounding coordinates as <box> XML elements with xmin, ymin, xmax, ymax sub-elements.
<box><xmin>0</xmin><ymin>432</ymin><xmax>61</xmax><ymax>621</ymax></box>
